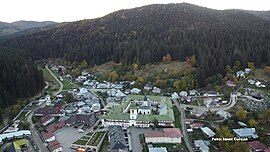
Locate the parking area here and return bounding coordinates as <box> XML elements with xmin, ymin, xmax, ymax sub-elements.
<box><xmin>55</xmin><ymin>125</ymin><xmax>90</xmax><ymax>152</ymax></box>
<box><xmin>128</xmin><ymin>127</ymin><xmax>163</xmax><ymax>152</ymax></box>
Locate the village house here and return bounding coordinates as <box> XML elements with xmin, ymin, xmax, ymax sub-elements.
<box><xmin>39</xmin><ymin>115</ymin><xmax>55</xmax><ymax>126</ymax></box>
<box><xmin>194</xmin><ymin>140</ymin><xmax>210</xmax><ymax>152</ymax></box>
<box><xmin>201</xmin><ymin>127</ymin><xmax>216</xmax><ymax>138</ymax></box>
<box><xmin>152</xmin><ymin>87</ymin><xmax>161</xmax><ymax>94</ymax></box>
<box><xmin>248</xmin><ymin>141</ymin><xmax>267</xmax><ymax>152</ymax></box>
<box><xmin>190</xmin><ymin>123</ymin><xmax>204</xmax><ymax>129</ymax></box>
<box><xmin>48</xmin><ymin>140</ymin><xmax>63</xmax><ymax>152</ymax></box>
<box><xmin>233</xmin><ymin>128</ymin><xmax>258</xmax><ymax>139</ymax></box>
<box><xmin>108</xmin><ymin>125</ymin><xmax>128</xmax><ymax>152</ymax></box>
<box><xmin>65</xmin><ymin>114</ymin><xmax>97</xmax><ymax>127</ymax></box>
<box><xmin>130</xmin><ymin>88</ymin><xmax>141</xmax><ymax>94</ymax></box>
<box><xmin>144</xmin><ymin>128</ymin><xmax>182</xmax><ymax>144</ymax></box>
<box><xmin>41</xmin><ymin>131</ymin><xmax>55</xmax><ymax>142</ymax></box>
<box><xmin>171</xmin><ymin>92</ymin><xmax>179</xmax><ymax>100</ymax></box>
<box><xmin>216</xmin><ymin>110</ymin><xmax>231</xmax><ymax>119</ymax></box>
<box><xmin>34</xmin><ymin>107</ymin><xmax>64</xmax><ymax>116</ymax></box>
<box><xmin>190</xmin><ymin>108</ymin><xmax>205</xmax><ymax>118</ymax></box>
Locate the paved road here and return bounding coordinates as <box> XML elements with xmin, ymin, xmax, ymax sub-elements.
<box><xmin>180</xmin><ymin>93</ymin><xmax>238</xmax><ymax>112</ymax></box>
<box><xmin>27</xmin><ymin>101</ymin><xmax>49</xmax><ymax>152</ymax></box>
<box><xmin>25</xmin><ymin>65</ymin><xmax>64</xmax><ymax>152</ymax></box>
<box><xmin>129</xmin><ymin>127</ymin><xmax>162</xmax><ymax>152</ymax></box>
<box><xmin>173</xmin><ymin>99</ymin><xmax>194</xmax><ymax>152</ymax></box>
<box><xmin>173</xmin><ymin>93</ymin><xmax>238</xmax><ymax>152</ymax></box>
<box><xmin>45</xmin><ymin>65</ymin><xmax>63</xmax><ymax>96</ymax></box>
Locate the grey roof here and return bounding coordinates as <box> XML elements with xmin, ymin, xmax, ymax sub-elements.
<box><xmin>233</xmin><ymin>128</ymin><xmax>258</xmax><ymax>138</ymax></box>
<box><xmin>201</xmin><ymin>127</ymin><xmax>216</xmax><ymax>137</ymax></box>
<box><xmin>191</xmin><ymin>108</ymin><xmax>205</xmax><ymax>117</ymax></box>
<box><xmin>159</xmin><ymin>103</ymin><xmax>167</xmax><ymax>115</ymax></box>
<box><xmin>194</xmin><ymin>140</ymin><xmax>209</xmax><ymax>152</ymax></box>
<box><xmin>65</xmin><ymin>114</ymin><xmax>96</xmax><ymax>126</ymax></box>
<box><xmin>149</xmin><ymin>147</ymin><xmax>168</xmax><ymax>152</ymax></box>
<box><xmin>108</xmin><ymin>125</ymin><xmax>127</xmax><ymax>151</ymax></box>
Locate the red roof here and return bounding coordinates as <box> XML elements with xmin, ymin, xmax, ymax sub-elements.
<box><xmin>46</xmin><ymin>121</ymin><xmax>66</xmax><ymax>133</ymax></box>
<box><xmin>40</xmin><ymin>115</ymin><xmax>54</xmax><ymax>125</ymax></box>
<box><xmin>51</xmin><ymin>143</ymin><xmax>62</xmax><ymax>150</ymax></box>
<box><xmin>41</xmin><ymin>131</ymin><xmax>54</xmax><ymax>140</ymax></box>
<box><xmin>248</xmin><ymin>141</ymin><xmax>267</xmax><ymax>151</ymax></box>
<box><xmin>190</xmin><ymin>123</ymin><xmax>204</xmax><ymax>128</ymax></box>
<box><xmin>144</xmin><ymin>128</ymin><xmax>182</xmax><ymax>138</ymax></box>
<box><xmin>48</xmin><ymin>140</ymin><xmax>60</xmax><ymax>147</ymax></box>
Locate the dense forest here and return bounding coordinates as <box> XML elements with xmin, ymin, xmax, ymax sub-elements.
<box><xmin>0</xmin><ymin>47</ymin><xmax>44</xmax><ymax>108</ymax></box>
<box><xmin>2</xmin><ymin>3</ymin><xmax>270</xmax><ymax>85</ymax></box>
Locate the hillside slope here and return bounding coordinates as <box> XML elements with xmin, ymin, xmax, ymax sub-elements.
<box><xmin>2</xmin><ymin>3</ymin><xmax>270</xmax><ymax>83</ymax></box>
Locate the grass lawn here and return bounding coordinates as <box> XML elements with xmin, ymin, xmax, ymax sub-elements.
<box><xmin>87</xmin><ymin>131</ymin><xmax>106</xmax><ymax>146</ymax></box>
<box><xmin>41</xmin><ymin>68</ymin><xmax>59</xmax><ymax>95</ymax></box>
<box><xmin>99</xmin><ymin>133</ymin><xmax>109</xmax><ymax>152</ymax></box>
<box><xmin>73</xmin><ymin>139</ymin><xmax>88</xmax><ymax>145</ymax></box>
<box><xmin>152</xmin><ymin>143</ymin><xmax>187</xmax><ymax>152</ymax></box>
<box><xmin>173</xmin><ymin>106</ymin><xmax>181</xmax><ymax>128</ymax></box>
<box><xmin>127</xmin><ymin>95</ymin><xmax>162</xmax><ymax>102</ymax></box>
<box><xmin>62</xmin><ymin>79</ymin><xmax>78</xmax><ymax>90</ymax></box>
<box><xmin>254</xmin><ymin>67</ymin><xmax>270</xmax><ymax>81</ymax></box>
<box><xmin>17</xmin><ymin>111</ymin><xmax>28</xmax><ymax>120</ymax></box>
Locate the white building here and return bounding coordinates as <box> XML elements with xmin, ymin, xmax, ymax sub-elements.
<box><xmin>0</xmin><ymin>130</ymin><xmax>31</xmax><ymax>143</ymax></box>
<box><xmin>216</xmin><ymin>110</ymin><xmax>231</xmax><ymax>119</ymax></box>
<box><xmin>131</xmin><ymin>88</ymin><xmax>141</xmax><ymax>94</ymax></box>
<box><xmin>144</xmin><ymin>128</ymin><xmax>182</xmax><ymax>144</ymax></box>
<box><xmin>152</xmin><ymin>87</ymin><xmax>161</xmax><ymax>94</ymax></box>
<box><xmin>201</xmin><ymin>127</ymin><xmax>216</xmax><ymax>138</ymax></box>
<box><xmin>171</xmin><ymin>92</ymin><xmax>179</xmax><ymax>99</ymax></box>
<box><xmin>91</xmin><ymin>103</ymin><xmax>101</xmax><ymax>112</ymax></box>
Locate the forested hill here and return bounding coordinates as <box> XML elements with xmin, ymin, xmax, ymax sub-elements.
<box><xmin>2</xmin><ymin>3</ymin><xmax>270</xmax><ymax>83</ymax></box>
<box><xmin>0</xmin><ymin>47</ymin><xmax>44</xmax><ymax>107</ymax></box>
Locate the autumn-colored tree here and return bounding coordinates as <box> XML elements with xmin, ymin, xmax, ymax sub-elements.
<box><xmin>64</xmin><ymin>69</ymin><xmax>70</xmax><ymax>75</ymax></box>
<box><xmin>137</xmin><ymin>76</ymin><xmax>145</xmax><ymax>83</ymax></box>
<box><xmin>173</xmin><ymin>80</ymin><xmax>181</xmax><ymax>91</ymax></box>
<box><xmin>65</xmin><ymin>92</ymin><xmax>74</xmax><ymax>103</ymax></box>
<box><xmin>248</xmin><ymin>119</ymin><xmax>258</xmax><ymax>127</ymax></box>
<box><xmin>110</xmin><ymin>71</ymin><xmax>119</xmax><ymax>82</ymax></box>
<box><xmin>71</xmin><ymin>69</ymin><xmax>81</xmax><ymax>78</ymax></box>
<box><xmin>217</xmin><ymin>127</ymin><xmax>234</xmax><ymax>151</ymax></box>
<box><xmin>133</xmin><ymin>63</ymin><xmax>138</xmax><ymax>70</ymax></box>
<box><xmin>79</xmin><ymin>60</ymin><xmax>88</xmax><ymax>69</ymax></box>
<box><xmin>231</xmin><ymin>142</ymin><xmax>249</xmax><ymax>152</ymax></box>
<box><xmin>225</xmin><ymin>65</ymin><xmax>233</xmax><ymax>73</ymax></box>
<box><xmin>190</xmin><ymin>55</ymin><xmax>197</xmax><ymax>67</ymax></box>
<box><xmin>236</xmin><ymin>109</ymin><xmax>247</xmax><ymax>121</ymax></box>
<box><xmin>162</xmin><ymin>53</ymin><xmax>172</xmax><ymax>63</ymax></box>
<box><xmin>247</xmin><ymin>62</ymin><xmax>255</xmax><ymax>70</ymax></box>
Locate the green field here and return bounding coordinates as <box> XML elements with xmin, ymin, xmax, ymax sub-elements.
<box><xmin>41</xmin><ymin>68</ymin><xmax>59</xmax><ymax>95</ymax></box>
<box><xmin>152</xmin><ymin>143</ymin><xmax>187</xmax><ymax>152</ymax></box>
<box><xmin>173</xmin><ymin>106</ymin><xmax>181</xmax><ymax>128</ymax></box>
<box><xmin>63</xmin><ymin>79</ymin><xmax>78</xmax><ymax>90</ymax></box>
<box><xmin>73</xmin><ymin>131</ymin><xmax>106</xmax><ymax>147</ymax></box>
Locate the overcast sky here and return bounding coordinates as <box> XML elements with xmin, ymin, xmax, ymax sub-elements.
<box><xmin>1</xmin><ymin>0</ymin><xmax>270</xmax><ymax>23</ymax></box>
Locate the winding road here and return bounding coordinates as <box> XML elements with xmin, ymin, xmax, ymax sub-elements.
<box><xmin>26</xmin><ymin>65</ymin><xmax>64</xmax><ymax>152</ymax></box>
<box><xmin>173</xmin><ymin>93</ymin><xmax>238</xmax><ymax>152</ymax></box>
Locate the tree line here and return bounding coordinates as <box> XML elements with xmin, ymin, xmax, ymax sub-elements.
<box><xmin>0</xmin><ymin>47</ymin><xmax>44</xmax><ymax>108</ymax></box>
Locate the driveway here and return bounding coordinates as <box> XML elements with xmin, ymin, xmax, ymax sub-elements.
<box><xmin>128</xmin><ymin>127</ymin><xmax>162</xmax><ymax>152</ymax></box>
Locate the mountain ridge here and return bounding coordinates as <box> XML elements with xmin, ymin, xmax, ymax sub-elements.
<box><xmin>2</xmin><ymin>3</ymin><xmax>270</xmax><ymax>85</ymax></box>
<box><xmin>0</xmin><ymin>20</ymin><xmax>57</xmax><ymax>37</ymax></box>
